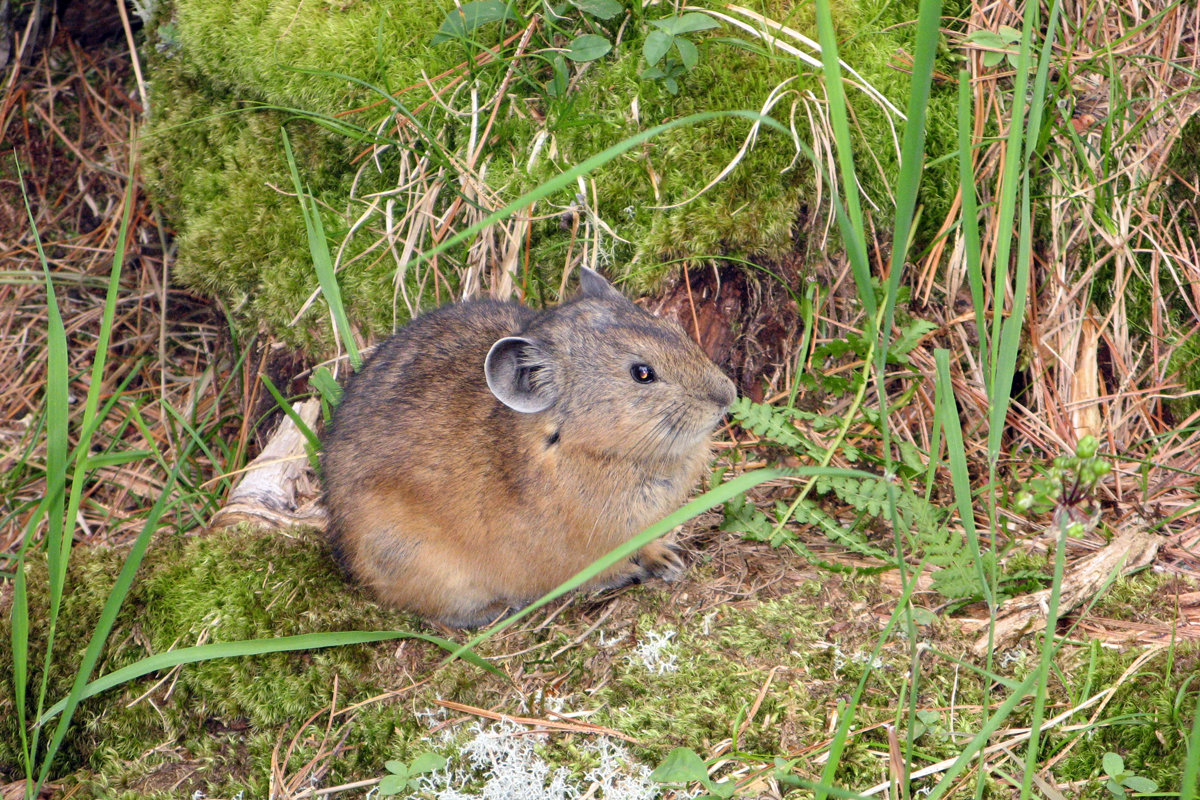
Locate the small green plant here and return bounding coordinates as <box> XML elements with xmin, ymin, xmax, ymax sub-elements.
<box><xmin>796</xmin><ymin>286</ymin><xmax>936</xmax><ymax>396</ymax></box>
<box><xmin>651</xmin><ymin>747</ymin><xmax>737</xmax><ymax>799</ymax></box>
<box><xmin>1101</xmin><ymin>752</ymin><xmax>1159</xmax><ymax>799</ymax></box>
<box><xmin>1014</xmin><ymin>434</ymin><xmax>1112</xmax><ymax>537</ymax></box>
<box><xmin>431</xmin><ymin>0</ymin><xmax>620</xmax><ymax>62</ymax></box>
<box><xmin>431</xmin><ymin>2</ymin><xmax>722</xmax><ymax>98</ymax></box>
<box><xmin>378</xmin><ymin>751</ymin><xmax>448</xmax><ymax>795</ymax></box>
<box><xmin>911</xmin><ymin>708</ymin><xmax>949</xmax><ymax>742</ymax></box>
<box><xmin>964</xmin><ymin>25</ymin><xmax>1024</xmax><ymax>69</ymax></box>
<box><xmin>723</xmin><ymin>397</ymin><xmax>1045</xmax><ymax>604</ymax></box>
<box><xmin>641</xmin><ymin>12</ymin><xmax>720</xmax><ymax>95</ymax></box>
<box><xmin>430</xmin><ymin>0</ymin><xmax>520</xmax><ymax>46</ymax></box>
<box><xmin>431</xmin><ymin>0</ymin><xmax>622</xmax><ymax>104</ymax></box>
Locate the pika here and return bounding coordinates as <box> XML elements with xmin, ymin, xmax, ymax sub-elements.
<box><xmin>320</xmin><ymin>268</ymin><xmax>736</xmax><ymax>628</ymax></box>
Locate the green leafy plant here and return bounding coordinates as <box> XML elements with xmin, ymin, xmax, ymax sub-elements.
<box><xmin>430</xmin><ymin>0</ymin><xmax>519</xmax><ymax>46</ymax></box>
<box><xmin>1101</xmin><ymin>752</ymin><xmax>1159</xmax><ymax>799</ymax></box>
<box><xmin>430</xmin><ymin>3</ymin><xmax>723</xmax><ymax>98</ymax></box>
<box><xmin>1014</xmin><ymin>434</ymin><xmax>1112</xmax><ymax>537</ymax></box>
<box><xmin>641</xmin><ymin>12</ymin><xmax>720</xmax><ymax>95</ymax></box>
<box><xmin>964</xmin><ymin>25</ymin><xmax>1024</xmax><ymax>69</ymax></box>
<box><xmin>651</xmin><ymin>746</ymin><xmax>736</xmax><ymax>799</ymax></box>
<box><xmin>432</xmin><ymin>1</ymin><xmax>619</xmax><ymax>65</ymax></box>
<box><xmin>379</xmin><ymin>751</ymin><xmax>448</xmax><ymax>795</ymax></box>
<box><xmin>796</xmin><ymin>286</ymin><xmax>936</xmax><ymax>396</ymax></box>
<box><xmin>724</xmin><ymin>397</ymin><xmax>1048</xmax><ymax>603</ymax></box>
<box><xmin>562</xmin><ymin>0</ymin><xmax>621</xmax><ymax>61</ymax></box>
<box><xmin>430</xmin><ymin>0</ymin><xmax>621</xmax><ymax>105</ymax></box>
<box><xmin>911</xmin><ymin>708</ymin><xmax>948</xmax><ymax>742</ymax></box>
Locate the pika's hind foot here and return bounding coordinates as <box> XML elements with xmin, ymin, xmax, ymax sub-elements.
<box><xmin>631</xmin><ymin>540</ymin><xmax>686</xmax><ymax>583</ymax></box>
<box><xmin>579</xmin><ymin>540</ymin><xmax>685</xmax><ymax>595</ymax></box>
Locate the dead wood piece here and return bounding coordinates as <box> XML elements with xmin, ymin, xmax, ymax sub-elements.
<box><xmin>209</xmin><ymin>399</ymin><xmax>327</xmax><ymax>531</ymax></box>
<box><xmin>969</xmin><ymin>530</ymin><xmax>1161</xmax><ymax>656</ymax></box>
<box><xmin>1077</xmin><ymin>616</ymin><xmax>1200</xmax><ymax>643</ymax></box>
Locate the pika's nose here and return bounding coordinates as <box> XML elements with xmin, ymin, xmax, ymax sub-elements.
<box><xmin>711</xmin><ymin>375</ymin><xmax>737</xmax><ymax>410</ymax></box>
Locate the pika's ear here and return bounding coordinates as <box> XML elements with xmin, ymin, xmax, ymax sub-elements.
<box><xmin>485</xmin><ymin>336</ymin><xmax>557</xmax><ymax>413</ymax></box>
<box><xmin>578</xmin><ymin>267</ymin><xmax>627</xmax><ymax>303</ymax></box>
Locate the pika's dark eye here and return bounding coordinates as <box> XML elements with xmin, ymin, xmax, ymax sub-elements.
<box><xmin>630</xmin><ymin>363</ymin><xmax>656</xmax><ymax>384</ymax></box>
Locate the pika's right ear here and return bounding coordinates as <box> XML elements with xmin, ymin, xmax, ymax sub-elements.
<box><xmin>578</xmin><ymin>267</ymin><xmax>627</xmax><ymax>303</ymax></box>
<box><xmin>485</xmin><ymin>336</ymin><xmax>556</xmax><ymax>413</ymax></box>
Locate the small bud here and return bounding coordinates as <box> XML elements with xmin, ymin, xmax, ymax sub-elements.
<box><xmin>1076</xmin><ymin>435</ymin><xmax>1098</xmax><ymax>459</ymax></box>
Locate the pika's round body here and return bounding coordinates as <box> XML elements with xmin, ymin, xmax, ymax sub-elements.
<box><xmin>320</xmin><ymin>269</ymin><xmax>736</xmax><ymax>628</ymax></box>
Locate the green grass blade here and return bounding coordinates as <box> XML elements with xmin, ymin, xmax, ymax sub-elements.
<box><xmin>956</xmin><ymin>70</ymin><xmax>987</xmax><ymax>353</ymax></box>
<box><xmin>1183</xmin><ymin>689</ymin><xmax>1200</xmax><ymax>800</ymax></box>
<box><xmin>1016</xmin><ymin>0</ymin><xmax>1066</xmax><ymax>747</ymax></box>
<box><xmin>281</xmin><ymin>127</ymin><xmax>361</xmax><ymax>370</ymax></box>
<box><xmin>988</xmin><ymin>0</ymin><xmax>1061</xmax><ymax>461</ymax></box>
<box><xmin>985</xmin><ymin>26</ymin><xmax>1033</xmax><ymax>407</ymax></box>
<box><xmin>37</xmin><ymin>629</ymin><xmax>497</xmax><ymax>725</ymax></box>
<box><xmin>813</xmin><ymin>0</ymin><xmax>873</xmax><ymax>322</ymax></box>
<box><xmin>16</xmin><ymin>155</ymin><xmax>70</xmax><ymax>773</ymax></box>
<box><xmin>936</xmin><ymin>347</ymin><xmax>996</xmax><ymax>797</ymax></box>
<box><xmin>27</xmin><ymin>178</ymin><xmax>133</xmax><ymax>790</ymax></box>
<box><xmin>35</xmin><ymin>459</ymin><xmax>179</xmax><ymax>788</ymax></box>
<box><xmin>989</xmin><ymin>180</ymin><xmax>1032</xmax><ymax>458</ymax></box>
<box><xmin>876</xmin><ymin>1</ymin><xmax>942</xmax><ymax>774</ymax></box>
<box><xmin>261</xmin><ymin>374</ymin><xmax>322</xmax><ymax>456</ymax></box>
<box><xmin>881</xmin><ymin>0</ymin><xmax>941</xmax><ymax>339</ymax></box>
<box><xmin>56</xmin><ymin>178</ymin><xmax>133</xmax><ymax>569</ymax></box>
<box><xmin>82</xmin><ymin>451</ymin><xmax>155</xmax><ymax>471</ymax></box>
<box><xmin>934</xmin><ymin>350</ymin><xmax>992</xmax><ymax>609</ymax></box>
<box><xmin>10</xmin><ymin>561</ymin><xmax>31</xmax><ymax>780</ymax></box>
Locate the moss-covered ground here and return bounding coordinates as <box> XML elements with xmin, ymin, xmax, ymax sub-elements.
<box><xmin>141</xmin><ymin>0</ymin><xmax>966</xmax><ymax>354</ymax></box>
<box><xmin>2</xmin><ymin>523</ymin><xmax>1195</xmax><ymax>798</ymax></box>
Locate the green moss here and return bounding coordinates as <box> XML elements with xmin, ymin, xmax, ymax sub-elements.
<box><xmin>0</xmin><ymin>527</ymin><xmax>455</xmax><ymax>794</ymax></box>
<box><xmin>1049</xmin><ymin>642</ymin><xmax>1198</xmax><ymax>797</ymax></box>
<box><xmin>4</xmin><ymin>532</ymin><xmax>1197</xmax><ymax>796</ymax></box>
<box><xmin>1088</xmin><ymin>570</ymin><xmax>1198</xmax><ymax>623</ymax></box>
<box><xmin>142</xmin><ymin>0</ymin><xmax>962</xmax><ymax>355</ymax></box>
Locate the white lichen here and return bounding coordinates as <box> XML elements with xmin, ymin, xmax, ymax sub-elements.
<box><xmin>410</xmin><ymin>719</ymin><xmax>663</xmax><ymax>799</ymax></box>
<box><xmin>628</xmin><ymin>629</ymin><xmax>679</xmax><ymax>675</ymax></box>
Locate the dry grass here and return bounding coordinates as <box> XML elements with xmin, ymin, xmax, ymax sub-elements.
<box><xmin>954</xmin><ymin>0</ymin><xmax>1200</xmax><ymax>573</ymax></box>
<box><xmin>0</xmin><ymin>29</ymin><xmax>250</xmax><ymax>555</ymax></box>
<box><xmin>319</xmin><ymin>19</ymin><xmax>592</xmax><ymax>332</ymax></box>
<box><xmin>691</xmin><ymin>0</ymin><xmax>1200</xmax><ymax>649</ymax></box>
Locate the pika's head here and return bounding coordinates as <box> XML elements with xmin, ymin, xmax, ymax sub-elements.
<box><xmin>484</xmin><ymin>269</ymin><xmax>736</xmax><ymax>464</ymax></box>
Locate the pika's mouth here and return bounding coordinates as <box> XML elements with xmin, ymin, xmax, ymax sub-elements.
<box><xmin>661</xmin><ymin>415</ymin><xmax>725</xmax><ymax>457</ymax></box>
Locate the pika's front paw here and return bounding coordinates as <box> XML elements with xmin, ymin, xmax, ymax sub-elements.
<box><xmin>633</xmin><ymin>541</ymin><xmax>686</xmax><ymax>583</ymax></box>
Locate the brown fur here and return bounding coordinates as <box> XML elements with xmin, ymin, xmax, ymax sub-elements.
<box><xmin>320</xmin><ymin>269</ymin><xmax>736</xmax><ymax>628</ymax></box>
